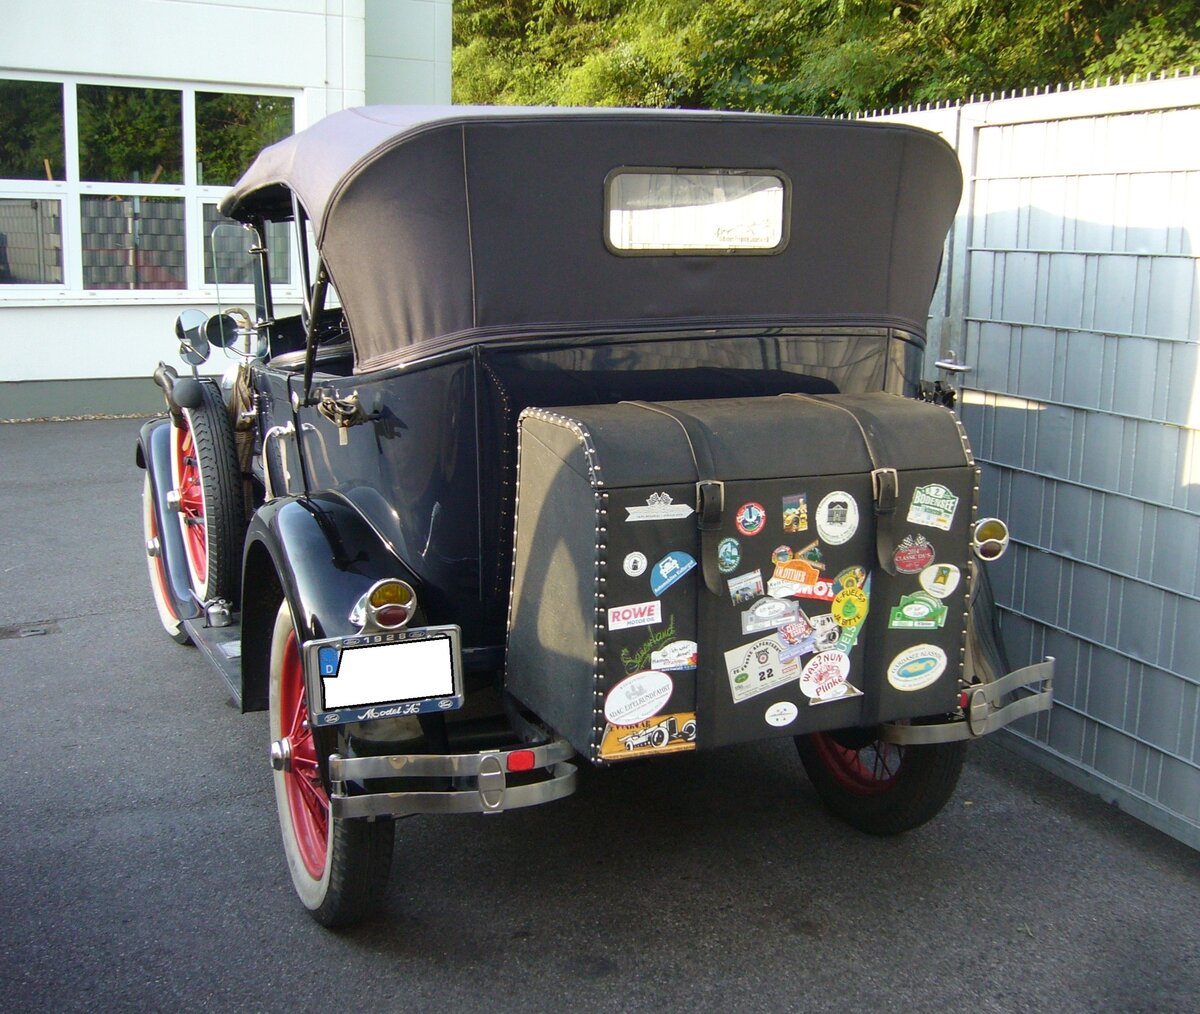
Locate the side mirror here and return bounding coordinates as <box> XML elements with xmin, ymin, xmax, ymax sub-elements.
<box><xmin>205</xmin><ymin>307</ymin><xmax>252</xmax><ymax>349</ymax></box>
<box><xmin>175</xmin><ymin>309</ymin><xmax>210</xmax><ymax>365</ymax></box>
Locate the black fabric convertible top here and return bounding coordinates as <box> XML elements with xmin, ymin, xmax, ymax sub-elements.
<box><xmin>220</xmin><ymin>106</ymin><xmax>962</xmax><ymax>372</ymax></box>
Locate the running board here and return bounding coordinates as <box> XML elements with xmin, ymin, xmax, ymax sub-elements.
<box><xmin>183</xmin><ymin>616</ymin><xmax>243</xmax><ymax>707</ymax></box>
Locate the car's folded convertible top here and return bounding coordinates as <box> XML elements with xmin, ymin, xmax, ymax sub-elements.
<box><xmin>220</xmin><ymin>106</ymin><xmax>962</xmax><ymax>372</ymax></box>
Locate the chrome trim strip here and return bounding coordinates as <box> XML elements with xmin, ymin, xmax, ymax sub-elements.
<box><xmin>880</xmin><ymin>657</ymin><xmax>1054</xmax><ymax>746</ymax></box>
<box><xmin>330</xmin><ymin>761</ymin><xmax>577</xmax><ymax>819</ymax></box>
<box><xmin>328</xmin><ymin>738</ymin><xmax>575</xmax><ymax>781</ymax></box>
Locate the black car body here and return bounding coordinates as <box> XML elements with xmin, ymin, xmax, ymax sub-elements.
<box><xmin>136</xmin><ymin>106</ymin><xmax>1052</xmax><ymax>926</ymax></box>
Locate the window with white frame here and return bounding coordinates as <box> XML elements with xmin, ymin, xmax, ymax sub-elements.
<box><xmin>0</xmin><ymin>76</ymin><xmax>295</xmax><ymax>296</ymax></box>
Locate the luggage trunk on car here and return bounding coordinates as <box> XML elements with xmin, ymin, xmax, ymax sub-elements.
<box><xmin>505</xmin><ymin>393</ymin><xmax>977</xmax><ymax>764</ymax></box>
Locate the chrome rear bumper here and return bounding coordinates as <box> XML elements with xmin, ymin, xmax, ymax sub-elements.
<box><xmin>327</xmin><ymin>737</ymin><xmax>577</xmax><ymax>819</ymax></box>
<box><xmin>881</xmin><ymin>657</ymin><xmax>1054</xmax><ymax>746</ymax></box>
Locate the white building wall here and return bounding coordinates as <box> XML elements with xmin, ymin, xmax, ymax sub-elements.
<box><xmin>873</xmin><ymin>75</ymin><xmax>1200</xmax><ymax>849</ymax></box>
<box><xmin>0</xmin><ymin>0</ymin><xmax>445</xmax><ymax>416</ymax></box>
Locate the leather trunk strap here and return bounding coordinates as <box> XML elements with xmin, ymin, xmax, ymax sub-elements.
<box><xmin>621</xmin><ymin>401</ymin><xmax>726</xmax><ymax>596</ymax></box>
<box><xmin>780</xmin><ymin>394</ymin><xmax>899</xmax><ymax>576</ymax></box>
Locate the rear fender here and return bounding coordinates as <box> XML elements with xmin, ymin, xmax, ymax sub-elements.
<box><xmin>137</xmin><ymin>419</ymin><xmax>203</xmax><ymax>625</ymax></box>
<box><xmin>239</xmin><ymin>493</ymin><xmax>424</xmax><ymax>712</ymax></box>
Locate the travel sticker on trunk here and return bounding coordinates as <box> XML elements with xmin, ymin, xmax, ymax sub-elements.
<box><xmin>782</xmin><ymin>493</ymin><xmax>809</xmax><ymax>533</ymax></box>
<box><xmin>626</xmin><ymin>491</ymin><xmax>694</xmax><ymax>522</ymax></box>
<box><xmin>816</xmin><ymin>491</ymin><xmax>859</xmax><ymax>545</ymax></box>
<box><xmin>604</xmin><ymin>671</ymin><xmax>674</xmax><ymax>726</ymax></box>
<box><xmin>887</xmin><ymin>644</ymin><xmax>948</xmax><ymax>691</ymax></box>
<box><xmin>620</xmin><ymin>616</ymin><xmax>678</xmax><ymax>674</ymax></box>
<box><xmin>724</xmin><ymin>637</ymin><xmax>801</xmax><ymax>703</ymax></box>
<box><xmin>650</xmin><ymin>551</ymin><xmax>696</xmax><ymax>596</ymax></box>
<box><xmin>888</xmin><ymin>591</ymin><xmax>947</xmax><ymax>629</ymax></box>
<box><xmin>893</xmin><ymin>534</ymin><xmax>935</xmax><ymax>573</ymax></box>
<box><xmin>907</xmin><ymin>484</ymin><xmax>959</xmax><ymax>531</ymax></box>
<box><xmin>740</xmin><ymin>596</ymin><xmax>801</xmax><ymax>635</ymax></box>
<box><xmin>599</xmin><ymin>712</ymin><xmax>697</xmax><ymax>760</ymax></box>
<box><xmin>727</xmin><ymin>569</ymin><xmax>764</xmax><ymax>605</ymax></box>
<box><xmin>799</xmin><ymin>650</ymin><xmax>862</xmax><ymax>705</ymax></box>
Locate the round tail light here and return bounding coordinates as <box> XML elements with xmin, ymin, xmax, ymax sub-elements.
<box><xmin>972</xmin><ymin>518</ymin><xmax>1010</xmax><ymax>561</ymax></box>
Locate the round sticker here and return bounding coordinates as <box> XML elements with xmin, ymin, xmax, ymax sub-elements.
<box><xmin>832</xmin><ymin>586</ymin><xmax>869</xmax><ymax>628</ymax></box>
<box><xmin>764</xmin><ymin>701</ymin><xmax>799</xmax><ymax>727</ymax></box>
<box><xmin>771</xmin><ymin>545</ymin><xmax>793</xmax><ymax>565</ymax></box>
<box><xmin>800</xmin><ymin>650</ymin><xmax>851</xmax><ymax>699</ymax></box>
<box><xmin>717</xmin><ymin>537</ymin><xmax>741</xmax><ymax>574</ymax></box>
<box><xmin>919</xmin><ymin>563</ymin><xmax>961</xmax><ymax>599</ymax></box>
<box><xmin>735</xmin><ymin>502</ymin><xmax>767</xmax><ymax>536</ymax></box>
<box><xmin>604</xmin><ymin>671</ymin><xmax>674</xmax><ymax>725</ymax></box>
<box><xmin>894</xmin><ymin>534</ymin><xmax>935</xmax><ymax>574</ymax></box>
<box><xmin>816</xmin><ymin>492</ymin><xmax>859</xmax><ymax>545</ymax></box>
<box><xmin>887</xmin><ymin>645</ymin><xmax>947</xmax><ymax>691</ymax></box>
<box><xmin>623</xmin><ymin>552</ymin><xmax>648</xmax><ymax>577</ymax></box>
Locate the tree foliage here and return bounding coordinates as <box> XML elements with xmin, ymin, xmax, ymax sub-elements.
<box><xmin>453</xmin><ymin>0</ymin><xmax>1200</xmax><ymax>114</ymax></box>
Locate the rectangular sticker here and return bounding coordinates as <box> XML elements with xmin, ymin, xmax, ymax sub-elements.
<box><xmin>607</xmin><ymin>600</ymin><xmax>663</xmax><ymax>631</ymax></box>
<box><xmin>907</xmin><ymin>483</ymin><xmax>959</xmax><ymax>531</ymax></box>
<box><xmin>724</xmin><ymin>637</ymin><xmax>801</xmax><ymax>703</ymax></box>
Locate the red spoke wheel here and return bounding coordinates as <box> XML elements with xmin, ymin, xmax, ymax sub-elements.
<box><xmin>268</xmin><ymin>601</ymin><xmax>394</xmax><ymax>927</ymax></box>
<box><xmin>795</xmin><ymin>727</ymin><xmax>966</xmax><ymax>835</ymax></box>
<box><xmin>141</xmin><ymin>474</ymin><xmax>191</xmax><ymax>645</ymax></box>
<box><xmin>169</xmin><ymin>383</ymin><xmax>244</xmax><ymax>603</ymax></box>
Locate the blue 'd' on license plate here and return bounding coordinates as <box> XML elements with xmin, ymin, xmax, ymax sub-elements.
<box><xmin>303</xmin><ymin>625</ymin><xmax>463</xmax><ymax>726</ymax></box>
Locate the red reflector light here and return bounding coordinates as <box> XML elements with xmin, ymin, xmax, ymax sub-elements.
<box><xmin>959</xmin><ymin>691</ymin><xmax>970</xmax><ymax>709</ymax></box>
<box><xmin>507</xmin><ymin>750</ymin><xmax>536</xmax><ymax>772</ymax></box>
<box><xmin>375</xmin><ymin>603</ymin><xmax>410</xmax><ymax>628</ymax></box>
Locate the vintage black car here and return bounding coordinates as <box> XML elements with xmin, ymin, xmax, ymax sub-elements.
<box><xmin>136</xmin><ymin>106</ymin><xmax>1053</xmax><ymax>926</ymax></box>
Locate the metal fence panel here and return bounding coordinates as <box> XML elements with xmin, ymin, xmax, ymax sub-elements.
<box><xmin>872</xmin><ymin>76</ymin><xmax>1200</xmax><ymax>848</ymax></box>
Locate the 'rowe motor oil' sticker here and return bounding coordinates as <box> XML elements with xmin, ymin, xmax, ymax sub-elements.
<box><xmin>599</xmin><ymin>712</ymin><xmax>697</xmax><ymax>760</ymax></box>
<box><xmin>724</xmin><ymin>637</ymin><xmax>801</xmax><ymax>703</ymax></box>
<box><xmin>608</xmin><ymin>600</ymin><xmax>662</xmax><ymax>631</ymax></box>
<box><xmin>887</xmin><ymin>644</ymin><xmax>948</xmax><ymax>691</ymax></box>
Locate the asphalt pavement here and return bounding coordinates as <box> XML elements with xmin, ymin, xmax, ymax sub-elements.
<box><xmin>1</xmin><ymin>418</ymin><xmax>1198</xmax><ymax>1013</ymax></box>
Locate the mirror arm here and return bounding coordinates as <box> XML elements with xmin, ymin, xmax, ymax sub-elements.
<box><xmin>300</xmin><ymin>259</ymin><xmax>330</xmax><ymax>407</ymax></box>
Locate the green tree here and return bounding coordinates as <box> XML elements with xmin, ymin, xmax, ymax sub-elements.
<box><xmin>453</xmin><ymin>0</ymin><xmax>1200</xmax><ymax>114</ymax></box>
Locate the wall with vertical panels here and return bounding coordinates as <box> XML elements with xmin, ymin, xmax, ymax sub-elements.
<box><xmin>873</xmin><ymin>76</ymin><xmax>1200</xmax><ymax>848</ymax></box>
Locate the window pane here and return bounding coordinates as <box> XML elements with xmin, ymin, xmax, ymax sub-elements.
<box><xmin>0</xmin><ymin>81</ymin><xmax>65</xmax><ymax>181</ymax></box>
<box><xmin>81</xmin><ymin>195</ymin><xmax>184</xmax><ymax>289</ymax></box>
<box><xmin>607</xmin><ymin>170</ymin><xmax>787</xmax><ymax>253</ymax></box>
<box><xmin>203</xmin><ymin>205</ymin><xmax>290</xmax><ymax>285</ymax></box>
<box><xmin>78</xmin><ymin>85</ymin><xmax>183</xmax><ymax>184</ymax></box>
<box><xmin>196</xmin><ymin>93</ymin><xmax>294</xmax><ymax>186</ymax></box>
<box><xmin>0</xmin><ymin>199</ymin><xmax>63</xmax><ymax>284</ymax></box>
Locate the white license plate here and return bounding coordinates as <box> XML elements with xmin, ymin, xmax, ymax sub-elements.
<box><xmin>303</xmin><ymin>625</ymin><xmax>463</xmax><ymax>726</ymax></box>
